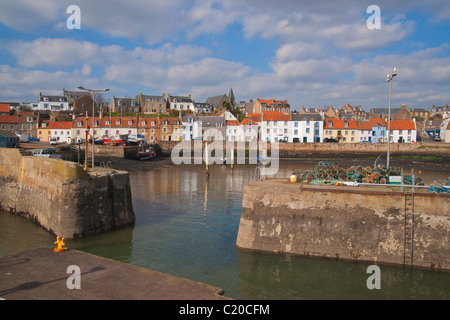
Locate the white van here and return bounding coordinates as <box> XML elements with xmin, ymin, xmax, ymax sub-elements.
<box><xmin>16</xmin><ymin>133</ymin><xmax>29</xmax><ymax>143</ymax></box>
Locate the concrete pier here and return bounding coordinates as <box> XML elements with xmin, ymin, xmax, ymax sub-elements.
<box><xmin>0</xmin><ymin>248</ymin><xmax>230</xmax><ymax>300</ymax></box>
<box><xmin>237</xmin><ymin>179</ymin><xmax>450</xmax><ymax>270</ymax></box>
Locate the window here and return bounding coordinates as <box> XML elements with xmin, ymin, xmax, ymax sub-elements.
<box><xmin>294</xmin><ymin>122</ymin><xmax>298</xmax><ymax>127</ymax></box>
<box><xmin>105</xmin><ymin>121</ymin><xmax>110</xmax><ymax>125</ymax></box>
<box><xmin>116</xmin><ymin>121</ymin><xmax>121</xmax><ymax>125</ymax></box>
<box><xmin>128</xmin><ymin>121</ymin><xmax>133</xmax><ymax>125</ymax></box>
<box><xmin>306</xmin><ymin>128</ymin><xmax>310</xmax><ymax>133</ymax></box>
<box><xmin>294</xmin><ymin>130</ymin><xmax>298</xmax><ymax>135</ymax></box>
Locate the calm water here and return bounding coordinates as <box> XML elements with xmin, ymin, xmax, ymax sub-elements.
<box><xmin>1</xmin><ymin>160</ymin><xmax>449</xmax><ymax>299</ymax></box>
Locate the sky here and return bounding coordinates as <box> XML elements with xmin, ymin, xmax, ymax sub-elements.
<box><xmin>0</xmin><ymin>0</ymin><xmax>449</xmax><ymax>111</ymax></box>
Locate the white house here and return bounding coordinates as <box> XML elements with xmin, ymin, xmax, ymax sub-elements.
<box><xmin>34</xmin><ymin>93</ymin><xmax>71</xmax><ymax>112</ymax></box>
<box><xmin>168</xmin><ymin>94</ymin><xmax>195</xmax><ymax>112</ymax></box>
<box><xmin>226</xmin><ymin>120</ymin><xmax>244</xmax><ymax>142</ymax></box>
<box><xmin>356</xmin><ymin>120</ymin><xmax>373</xmax><ymax>143</ymax></box>
<box><xmin>260</xmin><ymin>111</ymin><xmax>291</xmax><ymax>142</ymax></box>
<box><xmin>389</xmin><ymin>119</ymin><xmax>417</xmax><ymax>143</ymax></box>
<box><xmin>51</xmin><ymin>122</ymin><xmax>72</xmax><ymax>142</ymax></box>
<box><xmin>181</xmin><ymin>114</ymin><xmax>196</xmax><ymax>141</ymax></box>
<box><xmin>289</xmin><ymin>114</ymin><xmax>323</xmax><ymax>142</ymax></box>
<box><xmin>240</xmin><ymin>115</ymin><xmax>260</xmax><ymax>141</ymax></box>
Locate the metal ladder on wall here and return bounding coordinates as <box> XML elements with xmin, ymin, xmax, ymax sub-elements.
<box><xmin>403</xmin><ymin>192</ymin><xmax>415</xmax><ymax>267</ymax></box>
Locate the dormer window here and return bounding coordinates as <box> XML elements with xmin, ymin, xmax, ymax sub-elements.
<box><xmin>43</xmin><ymin>97</ymin><xmax>49</xmax><ymax>102</ymax></box>
<box><xmin>328</xmin><ymin>120</ymin><xmax>333</xmax><ymax>128</ymax></box>
<box><xmin>128</xmin><ymin>121</ymin><xmax>133</xmax><ymax>125</ymax></box>
<box><xmin>344</xmin><ymin>121</ymin><xmax>349</xmax><ymax>128</ymax></box>
<box><xmin>131</xmin><ymin>101</ymin><xmax>136</xmax><ymax>107</ymax></box>
<box><xmin>163</xmin><ymin>121</ymin><xmax>168</xmax><ymax>125</ymax></box>
<box><xmin>78</xmin><ymin>121</ymin><xmax>83</xmax><ymax>127</ymax></box>
<box><xmin>116</xmin><ymin>121</ymin><xmax>121</xmax><ymax>125</ymax></box>
<box><xmin>118</xmin><ymin>100</ymin><xmax>122</xmax><ymax>106</ymax></box>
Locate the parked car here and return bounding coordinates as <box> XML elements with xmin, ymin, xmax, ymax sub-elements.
<box><xmin>32</xmin><ymin>148</ymin><xmax>54</xmax><ymax>158</ymax></box>
<box><xmin>28</xmin><ymin>136</ymin><xmax>40</xmax><ymax>142</ymax></box>
<box><xmin>49</xmin><ymin>137</ymin><xmax>58</xmax><ymax>145</ymax></box>
<box><xmin>434</xmin><ymin>136</ymin><xmax>441</xmax><ymax>142</ymax></box>
<box><xmin>324</xmin><ymin>138</ymin><xmax>338</xmax><ymax>142</ymax></box>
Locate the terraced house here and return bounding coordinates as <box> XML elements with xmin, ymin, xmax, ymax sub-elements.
<box><xmin>253</xmin><ymin>98</ymin><xmax>291</xmax><ymax>115</ymax></box>
<box><xmin>0</xmin><ymin>111</ymin><xmax>37</xmax><ymax>138</ymax></box>
<box><xmin>323</xmin><ymin>118</ymin><xmax>357</xmax><ymax>143</ymax></box>
<box><xmin>139</xmin><ymin>92</ymin><xmax>168</xmax><ymax>115</ymax></box>
<box><xmin>159</xmin><ymin>117</ymin><xmax>182</xmax><ymax>141</ymax></box>
<box><xmin>139</xmin><ymin>117</ymin><xmax>160</xmax><ymax>143</ymax></box>
<box><xmin>111</xmin><ymin>95</ymin><xmax>140</xmax><ymax>113</ymax></box>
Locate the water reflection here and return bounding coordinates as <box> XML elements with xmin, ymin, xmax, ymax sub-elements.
<box><xmin>1</xmin><ymin>161</ymin><xmax>449</xmax><ymax>300</ymax></box>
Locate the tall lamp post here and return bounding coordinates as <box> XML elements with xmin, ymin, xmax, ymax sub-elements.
<box><xmin>77</xmin><ymin>86</ymin><xmax>109</xmax><ymax>169</ymax></box>
<box><xmin>386</xmin><ymin>68</ymin><xmax>397</xmax><ymax>170</ymax></box>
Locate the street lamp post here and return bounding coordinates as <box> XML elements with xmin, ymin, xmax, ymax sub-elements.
<box><xmin>386</xmin><ymin>68</ymin><xmax>397</xmax><ymax>170</ymax></box>
<box><xmin>77</xmin><ymin>86</ymin><xmax>109</xmax><ymax>169</ymax></box>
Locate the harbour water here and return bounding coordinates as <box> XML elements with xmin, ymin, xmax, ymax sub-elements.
<box><xmin>1</xmin><ymin>160</ymin><xmax>449</xmax><ymax>299</ymax></box>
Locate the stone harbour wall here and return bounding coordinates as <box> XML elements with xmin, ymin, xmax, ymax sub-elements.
<box><xmin>236</xmin><ymin>180</ymin><xmax>450</xmax><ymax>270</ymax></box>
<box><xmin>0</xmin><ymin>148</ymin><xmax>135</xmax><ymax>238</ymax></box>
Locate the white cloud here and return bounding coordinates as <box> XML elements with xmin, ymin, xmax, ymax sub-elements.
<box><xmin>10</xmin><ymin>38</ymin><xmax>99</xmax><ymax>68</ymax></box>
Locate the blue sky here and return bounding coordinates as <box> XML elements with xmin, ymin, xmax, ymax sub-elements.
<box><xmin>0</xmin><ymin>0</ymin><xmax>449</xmax><ymax>111</ymax></box>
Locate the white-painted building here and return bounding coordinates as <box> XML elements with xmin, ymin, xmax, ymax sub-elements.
<box><xmin>289</xmin><ymin>114</ymin><xmax>323</xmax><ymax>142</ymax></box>
<box><xmin>389</xmin><ymin>119</ymin><xmax>417</xmax><ymax>143</ymax></box>
<box><xmin>51</xmin><ymin>122</ymin><xmax>72</xmax><ymax>142</ymax></box>
<box><xmin>33</xmin><ymin>93</ymin><xmax>71</xmax><ymax>112</ymax></box>
<box><xmin>356</xmin><ymin>120</ymin><xmax>373</xmax><ymax>143</ymax></box>
<box><xmin>181</xmin><ymin>114</ymin><xmax>196</xmax><ymax>141</ymax></box>
<box><xmin>168</xmin><ymin>94</ymin><xmax>195</xmax><ymax>112</ymax></box>
<box><xmin>259</xmin><ymin>112</ymin><xmax>291</xmax><ymax>142</ymax></box>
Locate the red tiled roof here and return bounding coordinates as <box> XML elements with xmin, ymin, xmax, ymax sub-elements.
<box><xmin>39</xmin><ymin>121</ymin><xmax>54</xmax><ymax>129</ymax></box>
<box><xmin>262</xmin><ymin>111</ymin><xmax>290</xmax><ymax>121</ymax></box>
<box><xmin>257</xmin><ymin>98</ymin><xmax>290</xmax><ymax>106</ymax></box>
<box><xmin>370</xmin><ymin>118</ymin><xmax>387</xmax><ymax>127</ymax></box>
<box><xmin>138</xmin><ymin>118</ymin><xmax>159</xmax><ymax>128</ymax></box>
<box><xmin>226</xmin><ymin>120</ymin><xmax>240</xmax><ymax>126</ymax></box>
<box><xmin>324</xmin><ymin>118</ymin><xmax>357</xmax><ymax>129</ymax></box>
<box><xmin>241</xmin><ymin>113</ymin><xmax>262</xmax><ymax>125</ymax></box>
<box><xmin>0</xmin><ymin>103</ymin><xmax>9</xmax><ymax>113</ymax></box>
<box><xmin>52</xmin><ymin>121</ymin><xmax>72</xmax><ymax>130</ymax></box>
<box><xmin>389</xmin><ymin>120</ymin><xmax>416</xmax><ymax>130</ymax></box>
<box><xmin>356</xmin><ymin>121</ymin><xmax>372</xmax><ymax>130</ymax></box>
<box><xmin>159</xmin><ymin>117</ymin><xmax>181</xmax><ymax>125</ymax></box>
